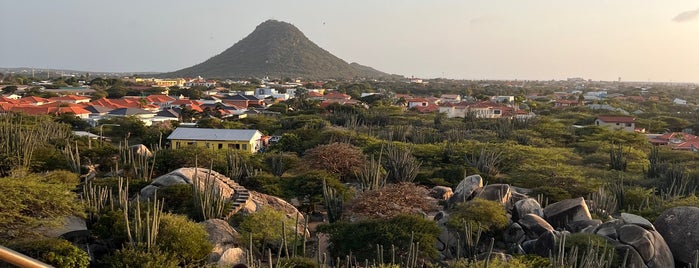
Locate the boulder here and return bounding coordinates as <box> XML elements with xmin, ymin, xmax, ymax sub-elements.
<box><xmin>593</xmin><ymin>214</ymin><xmax>674</xmax><ymax>268</ymax></box>
<box><xmin>140</xmin><ymin>167</ymin><xmax>236</xmax><ymax>200</ymax></box>
<box><xmin>513</xmin><ymin>198</ymin><xmax>543</xmax><ymax>220</ymax></box>
<box><xmin>202</xmin><ymin>219</ymin><xmax>240</xmax><ymax>265</ymax></box>
<box><xmin>239</xmin><ymin>191</ymin><xmax>308</xmax><ymax>237</ymax></box>
<box><xmin>217</xmin><ymin>247</ymin><xmax>246</xmax><ymax>267</ymax></box>
<box><xmin>503</xmin><ymin>223</ymin><xmax>525</xmax><ymax>244</ymax></box>
<box><xmin>430</xmin><ymin>186</ymin><xmax>454</xmax><ymax>200</ymax></box>
<box><xmin>654</xmin><ymin>206</ymin><xmax>699</xmax><ymax>265</ymax></box>
<box><xmin>565</xmin><ymin>219</ymin><xmax>602</xmax><ymax>233</ymax></box>
<box><xmin>129</xmin><ymin>144</ymin><xmax>153</xmax><ymax>158</ymax></box>
<box><xmin>543</xmin><ymin>197</ymin><xmax>592</xmax><ymax>229</ymax></box>
<box><xmin>518</xmin><ymin>213</ymin><xmax>553</xmax><ymax>239</ymax></box>
<box><xmin>476</xmin><ymin>184</ymin><xmax>512</xmax><ymax>206</ymax></box>
<box><xmin>533</xmin><ymin>230</ymin><xmax>561</xmax><ymax>257</ymax></box>
<box><xmin>449</xmin><ymin>174</ymin><xmax>483</xmax><ymax>204</ymax></box>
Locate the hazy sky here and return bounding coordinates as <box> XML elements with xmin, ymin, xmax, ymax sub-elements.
<box><xmin>2</xmin><ymin>0</ymin><xmax>699</xmax><ymax>82</ymax></box>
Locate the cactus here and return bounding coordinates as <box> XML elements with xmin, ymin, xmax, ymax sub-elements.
<box><xmin>357</xmin><ymin>153</ymin><xmax>387</xmax><ymax>191</ymax></box>
<box><xmin>609</xmin><ymin>144</ymin><xmax>627</xmax><ymax>171</ymax></box>
<box><xmin>383</xmin><ymin>143</ymin><xmax>421</xmax><ymax>183</ymax></box>
<box><xmin>322</xmin><ymin>179</ymin><xmax>343</xmax><ymax>223</ymax></box>
<box><xmin>191</xmin><ymin>167</ymin><xmax>227</xmax><ymax>221</ymax></box>
<box><xmin>465</xmin><ymin>146</ymin><xmax>502</xmax><ymax>177</ymax></box>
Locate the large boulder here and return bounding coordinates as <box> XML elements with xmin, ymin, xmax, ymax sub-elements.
<box><xmin>543</xmin><ymin>197</ymin><xmax>592</xmax><ymax>229</ymax></box>
<box><xmin>594</xmin><ymin>213</ymin><xmax>674</xmax><ymax>268</ymax></box>
<box><xmin>140</xmin><ymin>168</ymin><xmax>235</xmax><ymax>200</ymax></box>
<box><xmin>513</xmin><ymin>198</ymin><xmax>543</xmax><ymax>220</ymax></box>
<box><xmin>654</xmin><ymin>206</ymin><xmax>699</xmax><ymax>266</ymax></box>
<box><xmin>475</xmin><ymin>184</ymin><xmax>512</xmax><ymax>206</ymax></box>
<box><xmin>239</xmin><ymin>190</ymin><xmax>308</xmax><ymax>237</ymax></box>
<box><xmin>518</xmin><ymin>213</ymin><xmax>554</xmax><ymax>239</ymax></box>
<box><xmin>449</xmin><ymin>174</ymin><xmax>483</xmax><ymax>204</ymax></box>
<box><xmin>217</xmin><ymin>247</ymin><xmax>246</xmax><ymax>267</ymax></box>
<box><xmin>430</xmin><ymin>186</ymin><xmax>454</xmax><ymax>201</ymax></box>
<box><xmin>202</xmin><ymin>219</ymin><xmax>241</xmax><ymax>265</ymax></box>
<box><xmin>129</xmin><ymin>144</ymin><xmax>153</xmax><ymax>158</ymax></box>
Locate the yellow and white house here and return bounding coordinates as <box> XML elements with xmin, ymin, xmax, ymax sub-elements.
<box><xmin>167</xmin><ymin>128</ymin><xmax>263</xmax><ymax>153</ymax></box>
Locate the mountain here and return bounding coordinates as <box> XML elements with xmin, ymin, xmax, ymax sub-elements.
<box><xmin>161</xmin><ymin>20</ymin><xmax>396</xmax><ymax>79</ymax></box>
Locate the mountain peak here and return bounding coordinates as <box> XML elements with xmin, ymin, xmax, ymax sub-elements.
<box><xmin>161</xmin><ymin>20</ymin><xmax>394</xmax><ymax>79</ymax></box>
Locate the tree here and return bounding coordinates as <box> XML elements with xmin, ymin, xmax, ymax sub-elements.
<box><xmin>2</xmin><ymin>85</ymin><xmax>17</xmax><ymax>94</ymax></box>
<box><xmin>282</xmin><ymin>170</ymin><xmax>348</xmax><ymax>212</ymax></box>
<box><xmin>303</xmin><ymin>142</ymin><xmax>366</xmax><ymax>180</ymax></box>
<box><xmin>0</xmin><ymin>171</ymin><xmax>84</xmax><ymax>241</ymax></box>
<box><xmin>346</xmin><ymin>183</ymin><xmax>438</xmax><ymax>220</ymax></box>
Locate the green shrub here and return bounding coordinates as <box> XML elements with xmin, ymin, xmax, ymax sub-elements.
<box><xmin>277</xmin><ymin>256</ymin><xmax>319</xmax><ymax>268</ymax></box>
<box><xmin>446</xmin><ymin>198</ymin><xmax>509</xmax><ymax>234</ymax></box>
<box><xmin>157</xmin><ymin>213</ymin><xmax>213</xmax><ymax>266</ymax></box>
<box><xmin>40</xmin><ymin>170</ymin><xmax>81</xmax><ymax>185</ymax></box>
<box><xmin>621</xmin><ymin>186</ymin><xmax>655</xmax><ymax>211</ymax></box>
<box><xmin>8</xmin><ymin>238</ymin><xmax>90</xmax><ymax>268</ymax></box>
<box><xmin>102</xmin><ymin>247</ymin><xmax>179</xmax><ymax>268</ymax></box>
<box><xmin>158</xmin><ymin>184</ymin><xmax>194</xmax><ymax>215</ymax></box>
<box><xmin>238</xmin><ymin>208</ymin><xmax>298</xmax><ymax>254</ymax></box>
<box><xmin>317</xmin><ymin>214</ymin><xmax>441</xmax><ymax>261</ymax></box>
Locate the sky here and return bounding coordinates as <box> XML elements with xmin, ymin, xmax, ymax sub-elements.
<box><xmin>1</xmin><ymin>0</ymin><xmax>699</xmax><ymax>82</ymax></box>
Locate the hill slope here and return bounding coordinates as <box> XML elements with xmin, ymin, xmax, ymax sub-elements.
<box><xmin>162</xmin><ymin>20</ymin><xmax>394</xmax><ymax>79</ymax></box>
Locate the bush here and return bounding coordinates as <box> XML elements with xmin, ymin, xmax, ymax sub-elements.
<box><xmin>157</xmin><ymin>213</ymin><xmax>213</xmax><ymax>266</ymax></box>
<box><xmin>277</xmin><ymin>256</ymin><xmax>319</xmax><ymax>268</ymax></box>
<box><xmin>102</xmin><ymin>247</ymin><xmax>179</xmax><ymax>268</ymax></box>
<box><xmin>158</xmin><ymin>184</ymin><xmax>194</xmax><ymax>215</ymax></box>
<box><xmin>238</xmin><ymin>208</ymin><xmax>298</xmax><ymax>254</ymax></box>
<box><xmin>317</xmin><ymin>214</ymin><xmax>441</xmax><ymax>262</ymax></box>
<box><xmin>8</xmin><ymin>238</ymin><xmax>90</xmax><ymax>268</ymax></box>
<box><xmin>446</xmin><ymin>198</ymin><xmax>509</xmax><ymax>234</ymax></box>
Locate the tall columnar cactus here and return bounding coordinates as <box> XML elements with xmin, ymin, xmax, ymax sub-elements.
<box><xmin>322</xmin><ymin>179</ymin><xmax>343</xmax><ymax>223</ymax></box>
<box><xmin>609</xmin><ymin>144</ymin><xmax>627</xmax><ymax>171</ymax></box>
<box><xmin>357</xmin><ymin>153</ymin><xmax>387</xmax><ymax>191</ymax></box>
<box><xmin>124</xmin><ymin>191</ymin><xmax>164</xmax><ymax>251</ymax></box>
<box><xmin>191</xmin><ymin>167</ymin><xmax>227</xmax><ymax>221</ymax></box>
<box><xmin>645</xmin><ymin>146</ymin><xmax>661</xmax><ymax>179</ymax></box>
<box><xmin>0</xmin><ymin>114</ymin><xmax>71</xmax><ymax>176</ymax></box>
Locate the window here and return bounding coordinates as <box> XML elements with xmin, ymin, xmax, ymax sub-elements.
<box><xmin>218</xmin><ymin>143</ymin><xmax>223</xmax><ymax>149</ymax></box>
<box><xmin>187</xmin><ymin>142</ymin><xmax>196</xmax><ymax>146</ymax></box>
<box><xmin>176</xmin><ymin>142</ymin><xmax>180</xmax><ymax>149</ymax></box>
<box><xmin>235</xmin><ymin>144</ymin><xmax>240</xmax><ymax>149</ymax></box>
<box><xmin>493</xmin><ymin>110</ymin><xmax>501</xmax><ymax>115</ymax></box>
<box><xmin>242</xmin><ymin>144</ymin><xmax>247</xmax><ymax>150</ymax></box>
<box><xmin>206</xmin><ymin>142</ymin><xmax>210</xmax><ymax>148</ymax></box>
<box><xmin>626</xmin><ymin>123</ymin><xmax>632</xmax><ymax>127</ymax></box>
<box><xmin>616</xmin><ymin>123</ymin><xmax>620</xmax><ymax>126</ymax></box>
<box><xmin>228</xmin><ymin>144</ymin><xmax>235</xmax><ymax>149</ymax></box>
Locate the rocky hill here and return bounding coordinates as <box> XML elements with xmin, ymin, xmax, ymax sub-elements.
<box><xmin>162</xmin><ymin>20</ymin><xmax>396</xmax><ymax>80</ymax></box>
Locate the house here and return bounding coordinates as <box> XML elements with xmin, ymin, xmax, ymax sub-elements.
<box><xmin>49</xmin><ymin>95</ymin><xmax>91</xmax><ymax>104</ymax></box>
<box><xmin>674</xmin><ymin>98</ymin><xmax>688</xmax><ymax>105</ymax></box>
<box><xmin>594</xmin><ymin>116</ymin><xmax>636</xmax><ymax>132</ymax></box>
<box><xmin>167</xmin><ymin>127</ymin><xmax>263</xmax><ymax>153</ymax></box>
<box><xmin>554</xmin><ymin>99</ymin><xmax>582</xmax><ymax>108</ymax></box>
<box><xmin>440</xmin><ymin>94</ymin><xmax>461</xmax><ymax>103</ymax></box>
<box><xmin>648</xmin><ymin>132</ymin><xmax>699</xmax><ymax>151</ymax></box>
<box><xmin>491</xmin><ymin>96</ymin><xmax>515</xmax><ymax>103</ymax></box>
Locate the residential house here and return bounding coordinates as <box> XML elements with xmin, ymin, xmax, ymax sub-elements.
<box><xmin>438</xmin><ymin>101</ymin><xmax>515</xmax><ymax>119</ymax></box>
<box><xmin>167</xmin><ymin>127</ymin><xmax>263</xmax><ymax>153</ymax></box>
<box><xmin>594</xmin><ymin>116</ymin><xmax>637</xmax><ymax>132</ymax></box>
<box><xmin>648</xmin><ymin>132</ymin><xmax>699</xmax><ymax>151</ymax></box>
<box><xmin>145</xmin><ymin>94</ymin><xmax>176</xmax><ymax>108</ymax></box>
<box><xmin>674</xmin><ymin>98</ymin><xmax>688</xmax><ymax>105</ymax></box>
<box><xmin>440</xmin><ymin>94</ymin><xmax>461</xmax><ymax>103</ymax></box>
<box><xmin>491</xmin><ymin>96</ymin><xmax>515</xmax><ymax>103</ymax></box>
<box><xmin>554</xmin><ymin>99</ymin><xmax>582</xmax><ymax>108</ymax></box>
<box><xmin>49</xmin><ymin>95</ymin><xmax>91</xmax><ymax>104</ymax></box>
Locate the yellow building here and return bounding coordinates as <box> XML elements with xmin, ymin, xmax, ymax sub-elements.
<box><xmin>167</xmin><ymin>127</ymin><xmax>263</xmax><ymax>153</ymax></box>
<box><xmin>134</xmin><ymin>78</ymin><xmax>186</xmax><ymax>87</ymax></box>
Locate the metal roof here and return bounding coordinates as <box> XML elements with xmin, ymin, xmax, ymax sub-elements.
<box><xmin>167</xmin><ymin>127</ymin><xmax>261</xmax><ymax>141</ymax></box>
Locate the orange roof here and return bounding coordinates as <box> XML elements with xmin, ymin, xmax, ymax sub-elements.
<box><xmin>308</xmin><ymin>92</ymin><xmax>324</xmax><ymax>97</ymax></box>
<box><xmin>19</xmin><ymin>96</ymin><xmax>51</xmax><ymax>104</ymax></box>
<box><xmin>146</xmin><ymin>94</ymin><xmax>176</xmax><ymax>103</ymax></box>
<box><xmin>324</xmin><ymin>92</ymin><xmax>351</xmax><ymax>100</ymax></box>
<box><xmin>597</xmin><ymin>116</ymin><xmax>635</xmax><ymax>123</ymax></box>
<box><xmin>171</xmin><ymin>99</ymin><xmax>203</xmax><ymax>106</ymax></box>
<box><xmin>0</xmin><ymin>97</ymin><xmax>19</xmax><ymax>104</ymax></box>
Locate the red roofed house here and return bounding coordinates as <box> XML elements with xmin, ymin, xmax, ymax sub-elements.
<box><xmin>19</xmin><ymin>96</ymin><xmax>51</xmax><ymax>106</ymax></box>
<box><xmin>595</xmin><ymin>116</ymin><xmax>636</xmax><ymax>132</ymax></box>
<box><xmin>323</xmin><ymin>92</ymin><xmax>351</xmax><ymax>100</ymax></box>
<box><xmin>145</xmin><ymin>94</ymin><xmax>176</xmax><ymax>108</ymax></box>
<box><xmin>649</xmin><ymin>132</ymin><xmax>699</xmax><ymax>151</ymax></box>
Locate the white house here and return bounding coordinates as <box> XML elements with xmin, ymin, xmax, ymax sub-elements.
<box><xmin>594</xmin><ymin>116</ymin><xmax>636</xmax><ymax>132</ymax></box>
<box><xmin>674</xmin><ymin>98</ymin><xmax>688</xmax><ymax>105</ymax></box>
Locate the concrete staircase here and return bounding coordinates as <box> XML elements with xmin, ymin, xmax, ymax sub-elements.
<box><xmin>221</xmin><ymin>178</ymin><xmax>250</xmax><ymax>220</ymax></box>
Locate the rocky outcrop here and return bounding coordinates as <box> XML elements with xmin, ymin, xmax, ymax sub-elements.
<box><xmin>518</xmin><ymin>213</ymin><xmax>554</xmax><ymax>239</ymax></box>
<box><xmin>594</xmin><ymin>214</ymin><xmax>674</xmax><ymax>268</ymax></box>
<box><xmin>475</xmin><ymin>184</ymin><xmax>512</xmax><ymax>206</ymax></box>
<box><xmin>202</xmin><ymin>219</ymin><xmax>242</xmax><ymax>266</ymax></box>
<box><xmin>513</xmin><ymin>198</ymin><xmax>543</xmax><ymax>220</ymax></box>
<box><xmin>129</xmin><ymin>144</ymin><xmax>153</xmax><ymax>158</ymax></box>
<box><xmin>654</xmin><ymin>206</ymin><xmax>699</xmax><ymax>265</ymax></box>
<box><xmin>543</xmin><ymin>197</ymin><xmax>592</xmax><ymax>229</ymax></box>
<box><xmin>140</xmin><ymin>168</ymin><xmax>235</xmax><ymax>200</ymax></box>
<box><xmin>449</xmin><ymin>174</ymin><xmax>483</xmax><ymax>204</ymax></box>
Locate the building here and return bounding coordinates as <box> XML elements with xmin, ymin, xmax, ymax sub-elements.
<box><xmin>595</xmin><ymin>116</ymin><xmax>636</xmax><ymax>132</ymax></box>
<box><xmin>167</xmin><ymin>128</ymin><xmax>263</xmax><ymax>153</ymax></box>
